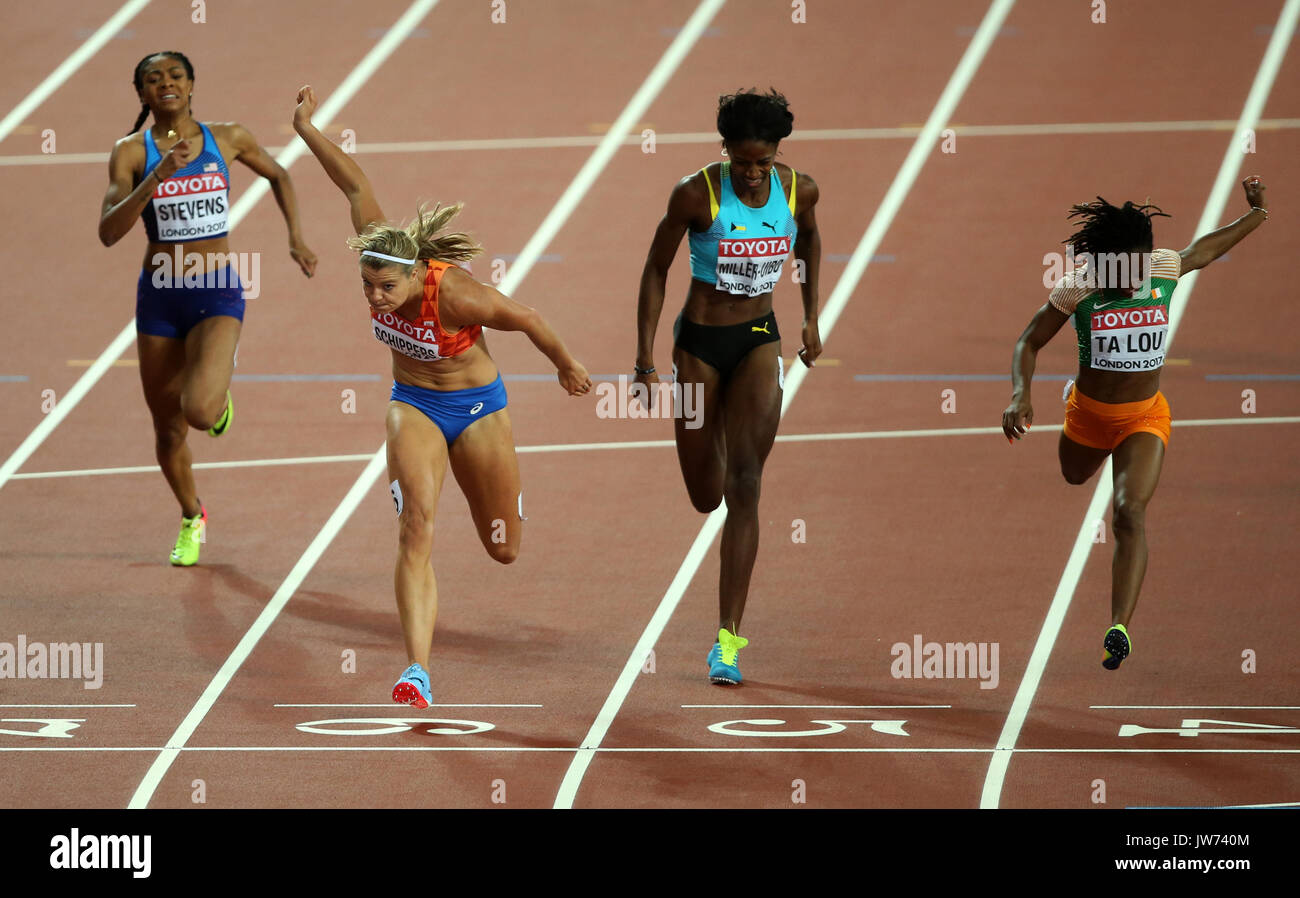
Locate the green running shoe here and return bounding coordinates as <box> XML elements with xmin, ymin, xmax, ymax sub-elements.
<box><xmin>170</xmin><ymin>506</ymin><xmax>206</xmax><ymax>566</ymax></box>
<box><xmin>709</xmin><ymin>627</ymin><xmax>749</xmax><ymax>685</ymax></box>
<box><xmin>1102</xmin><ymin>624</ymin><xmax>1131</xmax><ymax>670</ymax></box>
<box><xmin>207</xmin><ymin>391</ymin><xmax>233</xmax><ymax>437</ymax></box>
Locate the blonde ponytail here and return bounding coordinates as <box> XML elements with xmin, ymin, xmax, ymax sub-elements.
<box><xmin>347</xmin><ymin>202</ymin><xmax>483</xmax><ymax>272</ymax></box>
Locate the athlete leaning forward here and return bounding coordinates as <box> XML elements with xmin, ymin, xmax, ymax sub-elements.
<box><xmin>636</xmin><ymin>88</ymin><xmax>822</xmax><ymax>685</ymax></box>
<box><xmin>1003</xmin><ymin>176</ymin><xmax>1269</xmax><ymax>669</ymax></box>
<box><xmin>99</xmin><ymin>51</ymin><xmax>317</xmax><ymax>565</ymax></box>
<box><xmin>293</xmin><ymin>86</ymin><xmax>592</xmax><ymax>707</ymax></box>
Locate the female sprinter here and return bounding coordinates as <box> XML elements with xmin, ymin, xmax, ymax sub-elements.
<box><xmin>1002</xmin><ymin>177</ymin><xmax>1268</xmax><ymax>670</ymax></box>
<box><xmin>292</xmin><ymin>85</ymin><xmax>592</xmax><ymax>708</ymax></box>
<box><xmin>99</xmin><ymin>51</ymin><xmax>317</xmax><ymax>566</ymax></box>
<box><xmin>635</xmin><ymin>89</ymin><xmax>822</xmax><ymax>685</ymax></box>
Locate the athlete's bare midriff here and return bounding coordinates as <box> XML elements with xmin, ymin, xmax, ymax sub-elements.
<box><xmin>389</xmin><ymin>332</ymin><xmax>499</xmax><ymax>392</ymax></box>
<box><xmin>1074</xmin><ymin>367</ymin><xmax>1162</xmax><ymax>404</ymax></box>
<box><xmin>682</xmin><ymin>278</ymin><xmax>776</xmax><ymax>326</ymax></box>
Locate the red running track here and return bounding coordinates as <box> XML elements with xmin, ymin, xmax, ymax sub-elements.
<box><xmin>0</xmin><ymin>0</ymin><xmax>1296</xmax><ymax>809</ymax></box>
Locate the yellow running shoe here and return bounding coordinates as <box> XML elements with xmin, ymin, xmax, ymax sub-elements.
<box><xmin>170</xmin><ymin>506</ymin><xmax>206</xmax><ymax>566</ymax></box>
<box><xmin>1102</xmin><ymin>623</ymin><xmax>1131</xmax><ymax>670</ymax></box>
<box><xmin>708</xmin><ymin>627</ymin><xmax>749</xmax><ymax>685</ymax></box>
<box><xmin>207</xmin><ymin>391</ymin><xmax>233</xmax><ymax>437</ymax></box>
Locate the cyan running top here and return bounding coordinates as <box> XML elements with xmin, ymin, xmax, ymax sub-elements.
<box><xmin>688</xmin><ymin>161</ymin><xmax>797</xmax><ymax>297</ymax></box>
<box><xmin>140</xmin><ymin>123</ymin><xmax>231</xmax><ymax>243</ymax></box>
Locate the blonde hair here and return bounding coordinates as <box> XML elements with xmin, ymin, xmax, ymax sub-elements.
<box><xmin>347</xmin><ymin>202</ymin><xmax>483</xmax><ymax>272</ymax></box>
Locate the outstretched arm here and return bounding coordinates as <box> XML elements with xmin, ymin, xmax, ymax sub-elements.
<box><xmin>1179</xmin><ymin>176</ymin><xmax>1268</xmax><ymax>273</ymax></box>
<box><xmin>792</xmin><ymin>170</ymin><xmax>822</xmax><ymax>367</ymax></box>
<box><xmin>636</xmin><ymin>176</ymin><xmax>698</xmax><ymax>376</ymax></box>
<box><xmin>226</xmin><ymin>122</ymin><xmax>316</xmax><ymax>277</ymax></box>
<box><xmin>440</xmin><ymin>267</ymin><xmax>592</xmax><ymax>396</ymax></box>
<box><xmin>292</xmin><ymin>85</ymin><xmax>384</xmax><ymax>234</ymax></box>
<box><xmin>1003</xmin><ymin>302</ymin><xmax>1070</xmax><ymax>441</ymax></box>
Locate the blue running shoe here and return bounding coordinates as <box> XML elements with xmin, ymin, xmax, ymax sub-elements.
<box><xmin>392</xmin><ymin>662</ymin><xmax>432</xmax><ymax>709</ymax></box>
<box><xmin>709</xmin><ymin>628</ymin><xmax>749</xmax><ymax>685</ymax></box>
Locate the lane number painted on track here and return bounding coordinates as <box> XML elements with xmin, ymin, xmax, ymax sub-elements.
<box><xmin>295</xmin><ymin>717</ymin><xmax>495</xmax><ymax>736</ymax></box>
<box><xmin>0</xmin><ymin>718</ymin><xmax>85</xmax><ymax>738</ymax></box>
<box><xmin>708</xmin><ymin>718</ymin><xmax>910</xmax><ymax>737</ymax></box>
<box><xmin>1119</xmin><ymin>718</ymin><xmax>1300</xmax><ymax>738</ymax></box>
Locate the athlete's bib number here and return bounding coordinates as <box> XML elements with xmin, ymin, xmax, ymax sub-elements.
<box><xmin>1089</xmin><ymin>305</ymin><xmax>1169</xmax><ymax>372</ymax></box>
<box><xmin>372</xmin><ymin>314</ymin><xmax>444</xmax><ymax>362</ymax></box>
<box><xmin>715</xmin><ymin>236</ymin><xmax>790</xmax><ymax>297</ymax></box>
<box><xmin>152</xmin><ymin>172</ymin><xmax>229</xmax><ymax>241</ymax></box>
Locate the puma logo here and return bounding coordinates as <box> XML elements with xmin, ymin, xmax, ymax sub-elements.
<box><xmin>751</xmin><ymin>322</ymin><xmax>771</xmax><ymax>334</ymax></box>
<box><xmin>761</xmin><ymin>221</ymin><xmax>777</xmax><ymax>232</ymax></box>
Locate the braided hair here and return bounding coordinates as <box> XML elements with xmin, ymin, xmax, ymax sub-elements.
<box><xmin>1064</xmin><ymin>197</ymin><xmax>1169</xmax><ymax>257</ymax></box>
<box><xmin>127</xmin><ymin>51</ymin><xmax>195</xmax><ymax>136</ymax></box>
<box><xmin>716</xmin><ymin>88</ymin><xmax>794</xmax><ymax>145</ymax></box>
<box><xmin>1064</xmin><ymin>197</ymin><xmax>1170</xmax><ymax>290</ymax></box>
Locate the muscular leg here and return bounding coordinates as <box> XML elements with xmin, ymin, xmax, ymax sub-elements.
<box><xmin>717</xmin><ymin>344</ymin><xmax>783</xmax><ymax>634</ymax></box>
<box><xmin>387</xmin><ymin>402</ymin><xmax>449</xmax><ymax>670</ymax></box>
<box><xmin>671</xmin><ymin>345</ymin><xmax>727</xmax><ymax>513</ymax></box>
<box><xmin>1109</xmin><ymin>432</ymin><xmax>1165</xmax><ymax>628</ymax></box>
<box><xmin>182</xmin><ymin>315</ymin><xmax>241</xmax><ymax>430</ymax></box>
<box><xmin>448</xmin><ymin>408</ymin><xmax>523</xmax><ymax>565</ymax></box>
<box><xmin>137</xmin><ymin>333</ymin><xmax>200</xmax><ymax>518</ymax></box>
<box><xmin>1059</xmin><ymin>431</ymin><xmax>1111</xmax><ymax>485</ymax></box>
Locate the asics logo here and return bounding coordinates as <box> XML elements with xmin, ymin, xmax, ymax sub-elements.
<box><xmin>469</xmin><ymin>402</ymin><xmax>484</xmax><ymax>415</ymax></box>
<box><xmin>751</xmin><ymin>322</ymin><xmax>771</xmax><ymax>334</ymax></box>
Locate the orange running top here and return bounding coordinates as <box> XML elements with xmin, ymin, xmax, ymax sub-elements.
<box><xmin>369</xmin><ymin>261</ymin><xmax>482</xmax><ymax>362</ymax></box>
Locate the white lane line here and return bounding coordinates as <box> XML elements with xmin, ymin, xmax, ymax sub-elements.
<box><xmin>1092</xmin><ymin>705</ymin><xmax>1300</xmax><ymax>710</ymax></box>
<box><xmin>497</xmin><ymin>0</ymin><xmax>725</xmax><ymax>293</ymax></box>
<box><xmin>0</xmin><ymin>0</ymin><xmax>152</xmax><ymax>144</ymax></box>
<box><xmin>979</xmin><ymin>0</ymin><xmax>1300</xmax><ymax>810</ymax></box>
<box><xmin>125</xmin><ymin>0</ymin><xmax>445</xmax><ymax>810</ymax></box>
<box><xmin>944</xmin><ymin>118</ymin><xmax>1300</xmax><ymax>137</ymax></box>
<box><xmin>0</xmin><ymin>704</ymin><xmax>135</xmax><ymax>708</ymax></box>
<box><xmin>1174</xmin><ymin>416</ymin><xmax>1300</xmax><ymax>427</ymax></box>
<box><xmin>8</xmin><ymin>746</ymin><xmax>1300</xmax><ymax>754</ymax></box>
<box><xmin>681</xmin><ymin>704</ymin><xmax>951</xmax><ymax>709</ymax></box>
<box><xmin>126</xmin><ymin>449</ymin><xmax>389</xmax><ymax>808</ymax></box>
<box><xmin>12</xmin><ymin>415</ymin><xmax>1299</xmax><ymax>481</ymax></box>
<box><xmin>10</xmin><ymin>454</ymin><xmax>377</xmax><ymax>480</ymax></box>
<box><xmin>0</xmin><ymin>2</ymin><xmax>439</xmax><ymax>496</ymax></box>
<box><xmin>8</xmin><ymin>118</ymin><xmax>1300</xmax><ymax>164</ymax></box>
<box><xmin>551</xmin><ymin>0</ymin><xmax>1018</xmax><ymax>811</ymax></box>
<box><xmin>125</xmin><ymin>0</ymin><xmax>726</xmax><ymax>811</ymax></box>
<box><xmin>272</xmin><ymin>703</ymin><xmax>543</xmax><ymax>708</ymax></box>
